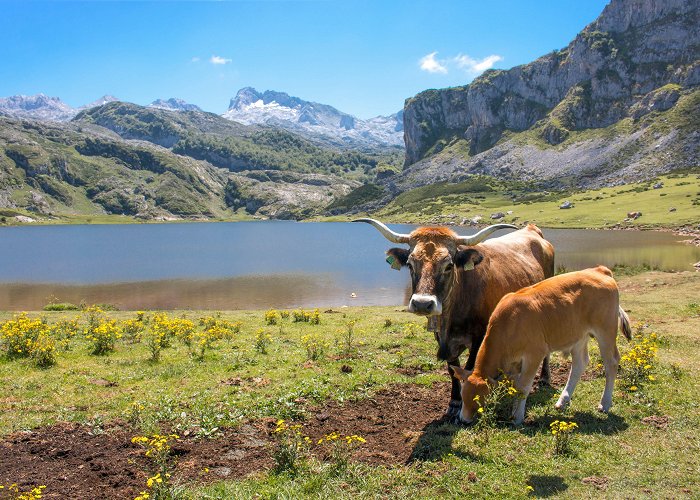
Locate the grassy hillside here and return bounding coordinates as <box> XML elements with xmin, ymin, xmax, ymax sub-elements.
<box><xmin>0</xmin><ymin>111</ymin><xmax>382</xmax><ymax>222</ymax></box>
<box><xmin>75</xmin><ymin>102</ymin><xmax>402</xmax><ymax>180</ymax></box>
<box><xmin>0</xmin><ymin>117</ymin><xmax>236</xmax><ymax>220</ymax></box>
<box><xmin>363</xmin><ymin>173</ymin><xmax>700</xmax><ymax>229</ymax></box>
<box><xmin>0</xmin><ymin>270</ymin><xmax>698</xmax><ymax>497</ymax></box>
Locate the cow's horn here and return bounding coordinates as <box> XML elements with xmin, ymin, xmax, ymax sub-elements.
<box><xmin>352</xmin><ymin>218</ymin><xmax>410</xmax><ymax>244</ymax></box>
<box><xmin>456</xmin><ymin>224</ymin><xmax>518</xmax><ymax>246</ymax></box>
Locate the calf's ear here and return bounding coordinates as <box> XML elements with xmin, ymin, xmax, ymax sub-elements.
<box><xmin>450</xmin><ymin>365</ymin><xmax>473</xmax><ymax>381</ymax></box>
<box><xmin>385</xmin><ymin>248</ymin><xmax>410</xmax><ymax>270</ymax></box>
<box><xmin>455</xmin><ymin>248</ymin><xmax>483</xmax><ymax>271</ymax></box>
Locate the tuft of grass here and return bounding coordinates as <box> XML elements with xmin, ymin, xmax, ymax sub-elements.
<box><xmin>43</xmin><ymin>302</ymin><xmax>80</xmax><ymax>311</ymax></box>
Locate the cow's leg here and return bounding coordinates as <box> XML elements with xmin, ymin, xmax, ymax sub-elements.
<box><xmin>556</xmin><ymin>341</ymin><xmax>589</xmax><ymax>409</ymax></box>
<box><xmin>446</xmin><ymin>362</ymin><xmax>463</xmax><ymax>417</ymax></box>
<box><xmin>464</xmin><ymin>331</ymin><xmax>484</xmax><ymax>371</ymax></box>
<box><xmin>512</xmin><ymin>359</ymin><xmax>540</xmax><ymax>425</ymax></box>
<box><xmin>538</xmin><ymin>354</ymin><xmax>551</xmax><ymax>386</ymax></box>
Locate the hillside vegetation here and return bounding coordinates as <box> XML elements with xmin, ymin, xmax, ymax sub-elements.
<box><xmin>367</xmin><ymin>173</ymin><xmax>700</xmax><ymax>229</ymax></box>
<box><xmin>0</xmin><ymin>103</ymin><xmax>402</xmax><ymax>222</ymax></box>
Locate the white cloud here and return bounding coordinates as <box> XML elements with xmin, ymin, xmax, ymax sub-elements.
<box><xmin>419</xmin><ymin>51</ymin><xmax>448</xmax><ymax>74</ymax></box>
<box><xmin>191</xmin><ymin>57</ymin><xmax>200</xmax><ymax>63</ymax></box>
<box><xmin>210</xmin><ymin>55</ymin><xmax>232</xmax><ymax>65</ymax></box>
<box><xmin>454</xmin><ymin>54</ymin><xmax>503</xmax><ymax>73</ymax></box>
<box><xmin>419</xmin><ymin>51</ymin><xmax>503</xmax><ymax>76</ymax></box>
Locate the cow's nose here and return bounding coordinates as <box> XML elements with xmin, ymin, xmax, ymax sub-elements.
<box><xmin>415</xmin><ymin>299</ymin><xmax>434</xmax><ymax>313</ymax></box>
<box><xmin>409</xmin><ymin>295</ymin><xmax>438</xmax><ymax>315</ymax></box>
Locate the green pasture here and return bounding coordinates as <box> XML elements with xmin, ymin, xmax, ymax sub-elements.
<box><xmin>1</xmin><ymin>270</ymin><xmax>699</xmax><ymax>498</ymax></box>
<box><xmin>373</xmin><ymin>173</ymin><xmax>700</xmax><ymax>229</ymax></box>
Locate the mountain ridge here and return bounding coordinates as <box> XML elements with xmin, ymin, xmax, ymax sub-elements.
<box><xmin>223</xmin><ymin>87</ymin><xmax>404</xmax><ymax>151</ymax></box>
<box><xmin>400</xmin><ymin>0</ymin><xmax>699</xmax><ymax>189</ymax></box>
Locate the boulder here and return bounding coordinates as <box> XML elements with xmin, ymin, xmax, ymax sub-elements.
<box><xmin>490</xmin><ymin>212</ymin><xmax>505</xmax><ymax>220</ymax></box>
<box><xmin>560</xmin><ymin>200</ymin><xmax>574</xmax><ymax>209</ymax></box>
<box><xmin>627</xmin><ymin>211</ymin><xmax>642</xmax><ymax>219</ymax></box>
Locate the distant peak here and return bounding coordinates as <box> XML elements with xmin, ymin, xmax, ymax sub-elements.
<box><xmin>229</xmin><ymin>87</ymin><xmax>263</xmax><ymax>110</ymax></box>
<box><xmin>0</xmin><ymin>93</ymin><xmax>75</xmax><ymax>121</ymax></box>
<box><xmin>149</xmin><ymin>98</ymin><xmax>201</xmax><ymax>112</ymax></box>
<box><xmin>84</xmin><ymin>95</ymin><xmax>120</xmax><ymax>108</ymax></box>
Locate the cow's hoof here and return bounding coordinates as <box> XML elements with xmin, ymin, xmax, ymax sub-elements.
<box><xmin>444</xmin><ymin>399</ymin><xmax>462</xmax><ymax>418</ymax></box>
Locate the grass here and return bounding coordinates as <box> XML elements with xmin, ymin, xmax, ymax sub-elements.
<box><xmin>1</xmin><ymin>270</ymin><xmax>699</xmax><ymax>497</ymax></box>
<box><xmin>369</xmin><ymin>173</ymin><xmax>700</xmax><ymax>229</ymax></box>
<box><xmin>0</xmin><ymin>308</ymin><xmax>442</xmax><ymax>435</ymax></box>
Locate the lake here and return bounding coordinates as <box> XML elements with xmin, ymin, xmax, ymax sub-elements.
<box><xmin>0</xmin><ymin>221</ymin><xmax>697</xmax><ymax>310</ymax></box>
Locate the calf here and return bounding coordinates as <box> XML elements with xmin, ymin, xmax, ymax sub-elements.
<box><xmin>452</xmin><ymin>266</ymin><xmax>632</xmax><ymax>425</ymax></box>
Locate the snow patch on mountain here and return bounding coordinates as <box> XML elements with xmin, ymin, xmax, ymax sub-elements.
<box><xmin>0</xmin><ymin>94</ymin><xmax>76</xmax><ymax>122</ymax></box>
<box><xmin>149</xmin><ymin>98</ymin><xmax>202</xmax><ymax>112</ymax></box>
<box><xmin>222</xmin><ymin>87</ymin><xmax>403</xmax><ymax>150</ymax></box>
<box><xmin>0</xmin><ymin>94</ymin><xmax>122</xmax><ymax>122</ymax></box>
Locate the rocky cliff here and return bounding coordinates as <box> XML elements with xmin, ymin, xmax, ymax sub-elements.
<box><xmin>403</xmin><ymin>0</ymin><xmax>699</xmax><ymax>176</ymax></box>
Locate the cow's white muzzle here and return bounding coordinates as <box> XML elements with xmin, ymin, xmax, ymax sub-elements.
<box><xmin>408</xmin><ymin>294</ymin><xmax>442</xmax><ymax>316</ymax></box>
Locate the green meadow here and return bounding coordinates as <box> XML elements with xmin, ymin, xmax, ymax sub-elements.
<box><xmin>1</xmin><ymin>270</ymin><xmax>699</xmax><ymax>498</ymax></box>
<box><xmin>371</xmin><ymin>173</ymin><xmax>700</xmax><ymax>229</ymax></box>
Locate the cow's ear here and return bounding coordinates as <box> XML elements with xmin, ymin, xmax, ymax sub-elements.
<box><xmin>455</xmin><ymin>248</ymin><xmax>483</xmax><ymax>271</ymax></box>
<box><xmin>450</xmin><ymin>365</ymin><xmax>472</xmax><ymax>382</ymax></box>
<box><xmin>386</xmin><ymin>248</ymin><xmax>410</xmax><ymax>270</ymax></box>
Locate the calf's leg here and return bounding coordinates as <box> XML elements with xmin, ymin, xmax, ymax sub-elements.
<box><xmin>556</xmin><ymin>341</ymin><xmax>589</xmax><ymax>409</ymax></box>
<box><xmin>596</xmin><ymin>335</ymin><xmax>621</xmax><ymax>413</ymax></box>
<box><xmin>538</xmin><ymin>354</ymin><xmax>551</xmax><ymax>386</ymax></box>
<box><xmin>512</xmin><ymin>358</ymin><xmax>541</xmax><ymax>425</ymax></box>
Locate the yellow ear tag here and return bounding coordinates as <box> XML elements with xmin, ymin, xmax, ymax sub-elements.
<box><xmin>463</xmin><ymin>260</ymin><xmax>475</xmax><ymax>271</ymax></box>
<box><xmin>386</xmin><ymin>255</ymin><xmax>402</xmax><ymax>270</ymax></box>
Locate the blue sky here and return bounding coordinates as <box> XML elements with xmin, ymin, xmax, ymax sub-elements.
<box><xmin>1</xmin><ymin>0</ymin><xmax>610</xmax><ymax>118</ymax></box>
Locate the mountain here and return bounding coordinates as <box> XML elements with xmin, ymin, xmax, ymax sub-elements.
<box><xmin>82</xmin><ymin>95</ymin><xmax>120</xmax><ymax>110</ymax></box>
<box><xmin>399</xmin><ymin>0</ymin><xmax>699</xmax><ymax>192</ymax></box>
<box><xmin>0</xmin><ymin>94</ymin><xmax>76</xmax><ymax>122</ymax></box>
<box><xmin>222</xmin><ymin>87</ymin><xmax>404</xmax><ymax>151</ymax></box>
<box><xmin>72</xmin><ymin>101</ymin><xmax>398</xmax><ymax>176</ymax></box>
<box><xmin>0</xmin><ymin>94</ymin><xmax>121</xmax><ymax>122</ymax></box>
<box><xmin>0</xmin><ymin>101</ymin><xmax>403</xmax><ymax>221</ymax></box>
<box><xmin>149</xmin><ymin>98</ymin><xmax>202</xmax><ymax>112</ymax></box>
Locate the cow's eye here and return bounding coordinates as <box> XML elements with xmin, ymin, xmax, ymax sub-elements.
<box><xmin>444</xmin><ymin>263</ymin><xmax>454</xmax><ymax>273</ymax></box>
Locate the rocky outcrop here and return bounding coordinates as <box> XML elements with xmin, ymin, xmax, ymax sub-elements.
<box><xmin>223</xmin><ymin>87</ymin><xmax>404</xmax><ymax>150</ymax></box>
<box><xmin>403</xmin><ymin>0</ymin><xmax>699</xmax><ymax>165</ymax></box>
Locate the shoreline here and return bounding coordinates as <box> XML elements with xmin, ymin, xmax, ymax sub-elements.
<box><xmin>1</xmin><ymin>215</ymin><xmax>699</xmax><ymax>246</ymax></box>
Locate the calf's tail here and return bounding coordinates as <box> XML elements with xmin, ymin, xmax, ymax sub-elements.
<box><xmin>618</xmin><ymin>306</ymin><xmax>632</xmax><ymax>341</ymax></box>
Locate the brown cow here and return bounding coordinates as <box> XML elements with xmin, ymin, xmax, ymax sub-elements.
<box><xmin>452</xmin><ymin>266</ymin><xmax>632</xmax><ymax>425</ymax></box>
<box><xmin>354</xmin><ymin>218</ymin><xmax>555</xmax><ymax>418</ymax></box>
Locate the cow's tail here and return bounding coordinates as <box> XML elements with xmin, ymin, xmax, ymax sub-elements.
<box><xmin>618</xmin><ymin>306</ymin><xmax>632</xmax><ymax>341</ymax></box>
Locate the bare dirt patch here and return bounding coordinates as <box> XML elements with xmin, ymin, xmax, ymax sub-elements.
<box><xmin>0</xmin><ymin>384</ymin><xmax>451</xmax><ymax>498</ymax></box>
<box><xmin>0</xmin><ymin>422</ymin><xmax>144</xmax><ymax>500</ymax></box>
<box><xmin>582</xmin><ymin>475</ymin><xmax>610</xmax><ymax>490</ymax></box>
<box><xmin>641</xmin><ymin>415</ymin><xmax>670</xmax><ymax>429</ymax></box>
